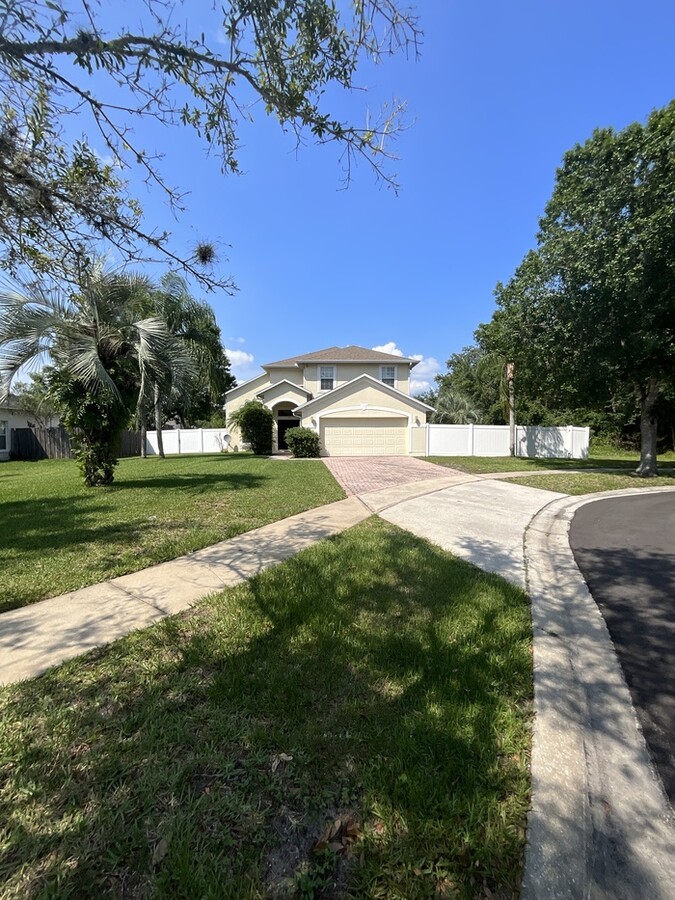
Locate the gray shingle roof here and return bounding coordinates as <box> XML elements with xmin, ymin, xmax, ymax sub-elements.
<box><xmin>263</xmin><ymin>345</ymin><xmax>418</xmax><ymax>367</ymax></box>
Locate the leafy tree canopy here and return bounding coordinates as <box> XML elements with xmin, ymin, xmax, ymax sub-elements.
<box><xmin>0</xmin><ymin>0</ymin><xmax>419</xmax><ymax>286</ymax></box>
<box><xmin>0</xmin><ymin>263</ymin><xmax>192</xmax><ymax>483</ymax></box>
<box><xmin>486</xmin><ymin>101</ymin><xmax>675</xmax><ymax>474</ymax></box>
<box><xmin>11</xmin><ymin>370</ymin><xmax>60</xmax><ymax>427</ymax></box>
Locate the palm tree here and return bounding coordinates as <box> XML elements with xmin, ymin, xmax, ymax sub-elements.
<box><xmin>0</xmin><ymin>264</ymin><xmax>180</xmax><ymax>485</ymax></box>
<box><xmin>431</xmin><ymin>390</ymin><xmax>483</xmax><ymax>425</ymax></box>
<box><xmin>134</xmin><ymin>273</ymin><xmax>232</xmax><ymax>459</ymax></box>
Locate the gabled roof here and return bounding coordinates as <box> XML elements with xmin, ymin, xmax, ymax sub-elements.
<box><xmin>293</xmin><ymin>374</ymin><xmax>436</xmax><ymax>414</ymax></box>
<box><xmin>256</xmin><ymin>379</ymin><xmax>312</xmax><ymax>399</ymax></box>
<box><xmin>224</xmin><ymin>372</ymin><xmax>267</xmax><ymax>400</ymax></box>
<box><xmin>263</xmin><ymin>345</ymin><xmax>419</xmax><ymax>368</ymax></box>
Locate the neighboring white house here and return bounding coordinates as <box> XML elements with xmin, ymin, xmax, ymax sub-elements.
<box><xmin>0</xmin><ymin>394</ymin><xmax>60</xmax><ymax>461</ymax></box>
<box><xmin>224</xmin><ymin>345</ymin><xmax>435</xmax><ymax>457</ymax></box>
<box><xmin>0</xmin><ymin>396</ymin><xmax>32</xmax><ymax>461</ymax></box>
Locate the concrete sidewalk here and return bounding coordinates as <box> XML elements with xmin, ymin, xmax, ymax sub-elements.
<box><xmin>381</xmin><ymin>480</ymin><xmax>675</xmax><ymax>899</ymax></box>
<box><xmin>0</xmin><ymin>496</ymin><xmax>369</xmax><ymax>684</ymax></box>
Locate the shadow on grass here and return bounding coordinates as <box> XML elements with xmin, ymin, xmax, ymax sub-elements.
<box><xmin>111</xmin><ymin>471</ymin><xmax>269</xmax><ymax>492</ymax></box>
<box><xmin>0</xmin><ymin>520</ymin><xmax>532</xmax><ymax>899</ymax></box>
<box><xmin>0</xmin><ymin>473</ymin><xmax>266</xmax><ymax>554</ymax></box>
<box><xmin>0</xmin><ymin>472</ymin><xmax>267</xmax><ymax>612</ymax></box>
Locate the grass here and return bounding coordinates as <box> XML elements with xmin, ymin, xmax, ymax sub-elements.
<box><xmin>427</xmin><ymin>444</ymin><xmax>675</xmax><ymax>475</ymax></box>
<box><xmin>0</xmin><ymin>454</ymin><xmax>344</xmax><ymax>613</ymax></box>
<box><xmin>505</xmin><ymin>471</ymin><xmax>675</xmax><ymax>495</ymax></box>
<box><xmin>0</xmin><ymin>519</ymin><xmax>532</xmax><ymax>899</ymax></box>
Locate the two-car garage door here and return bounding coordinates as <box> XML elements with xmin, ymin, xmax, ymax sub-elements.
<box><xmin>321</xmin><ymin>417</ymin><xmax>407</xmax><ymax>457</ymax></box>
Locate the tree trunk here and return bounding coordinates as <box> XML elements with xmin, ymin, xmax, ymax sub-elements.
<box><xmin>137</xmin><ymin>396</ymin><xmax>148</xmax><ymax>459</ymax></box>
<box><xmin>635</xmin><ymin>380</ymin><xmax>660</xmax><ymax>476</ymax></box>
<box><xmin>154</xmin><ymin>382</ymin><xmax>165</xmax><ymax>460</ymax></box>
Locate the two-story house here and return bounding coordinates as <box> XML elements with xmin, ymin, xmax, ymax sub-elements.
<box><xmin>224</xmin><ymin>345</ymin><xmax>434</xmax><ymax>456</ymax></box>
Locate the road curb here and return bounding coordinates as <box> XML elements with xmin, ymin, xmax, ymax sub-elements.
<box><xmin>522</xmin><ymin>486</ymin><xmax>675</xmax><ymax>899</ymax></box>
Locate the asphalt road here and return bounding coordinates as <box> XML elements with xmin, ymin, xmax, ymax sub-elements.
<box><xmin>570</xmin><ymin>492</ymin><xmax>675</xmax><ymax>804</ymax></box>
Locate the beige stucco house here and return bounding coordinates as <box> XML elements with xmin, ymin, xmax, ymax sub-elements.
<box><xmin>224</xmin><ymin>345</ymin><xmax>434</xmax><ymax>456</ymax></box>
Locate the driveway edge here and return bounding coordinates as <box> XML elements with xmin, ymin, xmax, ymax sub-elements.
<box><xmin>522</xmin><ymin>486</ymin><xmax>675</xmax><ymax>899</ymax></box>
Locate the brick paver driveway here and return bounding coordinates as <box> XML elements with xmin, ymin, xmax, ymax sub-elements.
<box><xmin>323</xmin><ymin>456</ymin><xmax>458</xmax><ymax>496</ymax></box>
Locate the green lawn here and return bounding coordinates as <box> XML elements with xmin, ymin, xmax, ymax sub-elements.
<box><xmin>0</xmin><ymin>454</ymin><xmax>344</xmax><ymax>613</ymax></box>
<box><xmin>0</xmin><ymin>519</ymin><xmax>532</xmax><ymax>899</ymax></box>
<box><xmin>506</xmin><ymin>471</ymin><xmax>675</xmax><ymax>495</ymax></box>
<box><xmin>427</xmin><ymin>446</ymin><xmax>675</xmax><ymax>475</ymax></box>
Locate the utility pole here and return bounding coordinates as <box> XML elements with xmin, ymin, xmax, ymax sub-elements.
<box><xmin>507</xmin><ymin>361</ymin><xmax>515</xmax><ymax>456</ymax></box>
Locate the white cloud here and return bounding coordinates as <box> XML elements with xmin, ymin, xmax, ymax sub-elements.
<box><xmin>225</xmin><ymin>348</ymin><xmax>259</xmax><ymax>383</ymax></box>
<box><xmin>227</xmin><ymin>349</ymin><xmax>254</xmax><ymax>368</ymax></box>
<box><xmin>372</xmin><ymin>343</ymin><xmax>441</xmax><ymax>395</ymax></box>
<box><xmin>410</xmin><ymin>356</ymin><xmax>441</xmax><ymax>395</ymax></box>
<box><xmin>372</xmin><ymin>341</ymin><xmax>404</xmax><ymax>357</ymax></box>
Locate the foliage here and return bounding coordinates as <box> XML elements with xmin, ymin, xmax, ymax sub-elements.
<box><xmin>228</xmin><ymin>400</ymin><xmax>273</xmax><ymax>455</ymax></box>
<box><xmin>194</xmin><ymin>408</ymin><xmax>227</xmax><ymax>429</ymax></box>
<box><xmin>0</xmin><ymin>1</ymin><xmax>419</xmax><ymax>284</ymax></box>
<box><xmin>285</xmin><ymin>426</ymin><xmax>321</xmax><ymax>458</ymax></box>
<box><xmin>48</xmin><ymin>364</ymin><xmax>135</xmax><ymax>486</ymax></box>
<box><xmin>11</xmin><ymin>370</ymin><xmax>60</xmax><ymax>427</ymax></box>
<box><xmin>132</xmin><ymin>273</ymin><xmax>235</xmax><ymax>436</ymax></box>
<box><xmin>437</xmin><ymin>345</ymin><xmax>506</xmax><ymax>424</ymax></box>
<box><xmin>0</xmin><ymin>106</ymin><xmax>142</xmax><ymax>282</ymax></box>
<box><xmin>0</xmin><ymin>263</ymin><xmax>183</xmax><ymax>485</ymax></box>
<box><xmin>486</xmin><ymin>101</ymin><xmax>675</xmax><ymax>475</ymax></box>
<box><xmin>429</xmin><ymin>388</ymin><xmax>482</xmax><ymax>424</ymax></box>
<box><xmin>0</xmin><ymin>519</ymin><xmax>531</xmax><ymax>897</ymax></box>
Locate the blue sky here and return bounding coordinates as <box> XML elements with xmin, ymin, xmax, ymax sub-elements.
<box><xmin>82</xmin><ymin>1</ymin><xmax>675</xmax><ymax>392</ymax></box>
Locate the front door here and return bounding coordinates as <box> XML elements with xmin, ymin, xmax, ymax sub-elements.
<box><xmin>277</xmin><ymin>418</ymin><xmax>295</xmax><ymax>450</ymax></box>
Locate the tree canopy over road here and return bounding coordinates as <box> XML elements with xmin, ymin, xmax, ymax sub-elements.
<box><xmin>0</xmin><ymin>0</ymin><xmax>419</xmax><ymax>286</ymax></box>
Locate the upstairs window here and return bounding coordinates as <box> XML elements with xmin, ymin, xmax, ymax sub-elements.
<box><xmin>320</xmin><ymin>365</ymin><xmax>335</xmax><ymax>391</ymax></box>
<box><xmin>380</xmin><ymin>365</ymin><xmax>396</xmax><ymax>388</ymax></box>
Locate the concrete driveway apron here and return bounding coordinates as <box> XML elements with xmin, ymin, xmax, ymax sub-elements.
<box><xmin>380</xmin><ymin>478</ymin><xmax>565</xmax><ymax>589</ymax></box>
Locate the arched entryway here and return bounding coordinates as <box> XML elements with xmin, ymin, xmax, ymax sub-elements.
<box><xmin>274</xmin><ymin>403</ymin><xmax>299</xmax><ymax>451</ymax></box>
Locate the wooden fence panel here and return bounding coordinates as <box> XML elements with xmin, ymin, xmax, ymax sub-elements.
<box><xmin>11</xmin><ymin>427</ymin><xmax>72</xmax><ymax>460</ymax></box>
<box><xmin>10</xmin><ymin>428</ymin><xmax>142</xmax><ymax>460</ymax></box>
<box><xmin>118</xmin><ymin>430</ymin><xmax>142</xmax><ymax>458</ymax></box>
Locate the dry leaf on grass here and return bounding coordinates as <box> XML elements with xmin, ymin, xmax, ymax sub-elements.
<box><xmin>151</xmin><ymin>837</ymin><xmax>169</xmax><ymax>867</ymax></box>
<box><xmin>313</xmin><ymin>814</ymin><xmax>362</xmax><ymax>855</ymax></box>
<box><xmin>271</xmin><ymin>752</ymin><xmax>293</xmax><ymax>774</ymax></box>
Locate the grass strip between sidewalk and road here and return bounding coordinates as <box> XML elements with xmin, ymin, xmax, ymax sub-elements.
<box><xmin>426</xmin><ymin>446</ymin><xmax>675</xmax><ymax>476</ymax></box>
<box><xmin>0</xmin><ymin>518</ymin><xmax>532</xmax><ymax>899</ymax></box>
<box><xmin>503</xmin><ymin>471</ymin><xmax>675</xmax><ymax>495</ymax></box>
<box><xmin>0</xmin><ymin>454</ymin><xmax>344</xmax><ymax>613</ymax></box>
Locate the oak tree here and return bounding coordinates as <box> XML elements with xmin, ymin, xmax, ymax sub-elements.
<box><xmin>491</xmin><ymin>102</ymin><xmax>675</xmax><ymax>475</ymax></box>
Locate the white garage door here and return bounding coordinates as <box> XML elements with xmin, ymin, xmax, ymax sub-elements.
<box><xmin>321</xmin><ymin>418</ymin><xmax>408</xmax><ymax>456</ymax></box>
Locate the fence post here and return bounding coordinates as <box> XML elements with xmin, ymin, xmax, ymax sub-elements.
<box><xmin>177</xmin><ymin>429</ymin><xmax>181</xmax><ymax>455</ymax></box>
<box><xmin>565</xmin><ymin>425</ymin><xmax>573</xmax><ymax>458</ymax></box>
<box><xmin>425</xmin><ymin>423</ymin><xmax>430</xmax><ymax>456</ymax></box>
<box><xmin>199</xmin><ymin>428</ymin><xmax>204</xmax><ymax>453</ymax></box>
<box><xmin>469</xmin><ymin>423</ymin><xmax>475</xmax><ymax>456</ymax></box>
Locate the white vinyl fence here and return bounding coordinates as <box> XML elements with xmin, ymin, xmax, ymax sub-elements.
<box><xmin>145</xmin><ymin>428</ymin><xmax>231</xmax><ymax>455</ymax></box>
<box><xmin>427</xmin><ymin>424</ymin><xmax>589</xmax><ymax>459</ymax></box>
<box><xmin>145</xmin><ymin>424</ymin><xmax>590</xmax><ymax>460</ymax></box>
